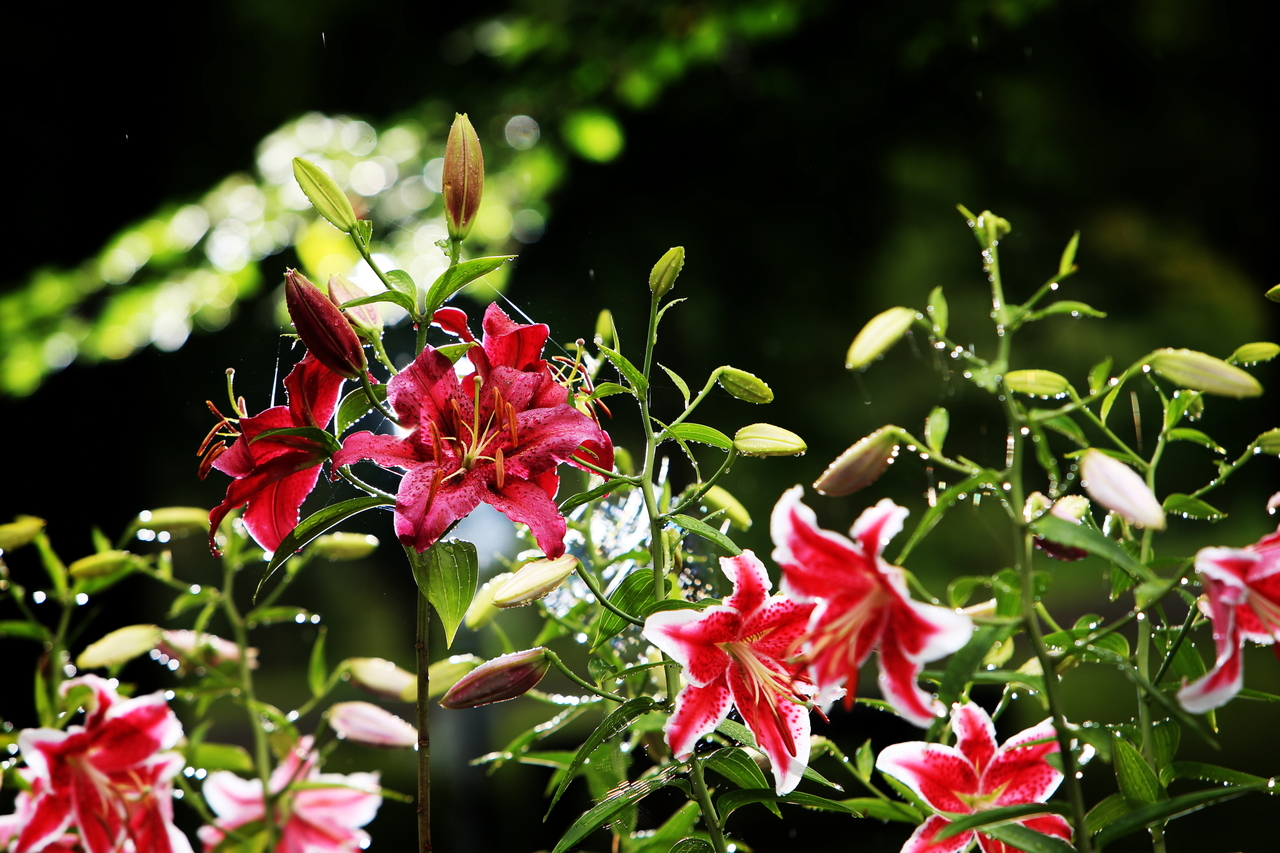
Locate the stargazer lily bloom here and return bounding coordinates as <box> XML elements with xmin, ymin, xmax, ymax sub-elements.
<box><xmin>1177</xmin><ymin>526</ymin><xmax>1280</xmax><ymax>712</ymax></box>
<box><xmin>642</xmin><ymin>550</ymin><xmax>816</xmax><ymax>795</ymax></box>
<box><xmin>771</xmin><ymin>486</ymin><xmax>973</xmax><ymax>727</ymax></box>
<box><xmin>334</xmin><ymin>304</ymin><xmax>611</xmax><ymax>557</ymax></box>
<box><xmin>205</xmin><ymin>352</ymin><xmax>346</xmax><ymax>554</ymax></box>
<box><xmin>14</xmin><ymin>675</ymin><xmax>191</xmax><ymax>853</ymax></box>
<box><xmin>876</xmin><ymin>702</ymin><xmax>1074</xmax><ymax>853</ymax></box>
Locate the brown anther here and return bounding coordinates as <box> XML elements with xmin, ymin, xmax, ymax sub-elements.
<box><xmin>494</xmin><ymin>446</ymin><xmax>505</xmax><ymax>490</ymax></box>
<box><xmin>507</xmin><ymin>403</ymin><xmax>520</xmax><ymax>446</ymax></box>
<box><xmin>428</xmin><ymin>420</ymin><xmax>444</xmax><ymax>467</ymax></box>
<box><xmin>198</xmin><ymin>441</ymin><xmax>228</xmax><ymax>480</ymax></box>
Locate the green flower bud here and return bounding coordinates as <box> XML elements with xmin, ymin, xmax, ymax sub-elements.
<box><xmin>439</xmin><ymin>648</ymin><xmax>551</xmax><ymax>709</ymax></box>
<box><xmin>700</xmin><ymin>485</ymin><xmax>752</xmax><ymax>531</ymax></box>
<box><xmin>328</xmin><ymin>274</ymin><xmax>383</xmax><ymax>341</ymax></box>
<box><xmin>77</xmin><ymin>624</ymin><xmax>162</xmax><ymax>670</ymax></box>
<box><xmin>346</xmin><ymin>657</ymin><xmax>417</xmax><ymax>702</ymax></box>
<box><xmin>311</xmin><ymin>532</ymin><xmax>380</xmax><ymax>561</ymax></box>
<box><xmin>444</xmin><ymin>113</ymin><xmax>484</xmax><ymax>241</ymax></box>
<box><xmin>1255</xmin><ymin>428</ymin><xmax>1280</xmax><ymax>456</ymax></box>
<box><xmin>1230</xmin><ymin>342</ymin><xmax>1280</xmax><ymax>365</ymax></box>
<box><xmin>492</xmin><ymin>555</ymin><xmax>579</xmax><ymax>608</ymax></box>
<box><xmin>0</xmin><ymin>515</ymin><xmax>45</xmax><ymax>552</ymax></box>
<box><xmin>285</xmin><ymin>269</ymin><xmax>367</xmax><ymax>379</ymax></box>
<box><xmin>464</xmin><ymin>572</ymin><xmax>512</xmax><ymax>629</ymax></box>
<box><xmin>68</xmin><ymin>550</ymin><xmax>134</xmax><ymax>579</ymax></box>
<box><xmin>1147</xmin><ymin>348</ymin><xmax>1262</xmax><ymax>398</ymax></box>
<box><xmin>135</xmin><ymin>508</ymin><xmax>208</xmax><ymax>535</ymax></box>
<box><xmin>845</xmin><ymin>307</ymin><xmax>918</xmax><ymax>370</ymax></box>
<box><xmin>813</xmin><ymin>426</ymin><xmax>901</xmax><ymax>496</ymax></box>
<box><xmin>717</xmin><ymin>366</ymin><xmax>774</xmax><ymax>404</ymax></box>
<box><xmin>293</xmin><ymin>157</ymin><xmax>359</xmax><ymax>234</ymax></box>
<box><xmin>733</xmin><ymin>423</ymin><xmax>807</xmax><ymax>457</ymax></box>
<box><xmin>648</xmin><ymin>246</ymin><xmax>685</xmax><ymax>298</ymax></box>
<box><xmin>1004</xmin><ymin>369</ymin><xmax>1071</xmax><ymax>398</ymax></box>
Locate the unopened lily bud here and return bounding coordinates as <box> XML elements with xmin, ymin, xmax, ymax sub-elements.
<box><xmin>159</xmin><ymin>629</ymin><xmax>254</xmax><ymax>668</ymax></box>
<box><xmin>0</xmin><ymin>515</ymin><xmax>45</xmax><ymax>551</ymax></box>
<box><xmin>285</xmin><ymin>269</ymin><xmax>367</xmax><ymax>379</ymax></box>
<box><xmin>1023</xmin><ymin>491</ymin><xmax>1053</xmax><ymax>522</ymax></box>
<box><xmin>846</xmin><ymin>307</ymin><xmax>918</xmax><ymax>370</ymax></box>
<box><xmin>733</xmin><ymin>424</ymin><xmax>807</xmax><ymax>457</ymax></box>
<box><xmin>68</xmin><ymin>550</ymin><xmax>134</xmax><ymax>579</ymax></box>
<box><xmin>1004</xmin><ymin>369</ymin><xmax>1071</xmax><ymax>398</ymax></box>
<box><xmin>327</xmin><ymin>701</ymin><xmax>418</xmax><ymax>748</ymax></box>
<box><xmin>465</xmin><ymin>572</ymin><xmax>512</xmax><ymax>629</ymax></box>
<box><xmin>311</xmin><ymin>532</ymin><xmax>380</xmax><ymax>561</ymax></box>
<box><xmin>595</xmin><ymin>309</ymin><xmax>616</xmax><ymax>348</ymax></box>
<box><xmin>77</xmin><ymin>624</ymin><xmax>162</xmax><ymax>670</ymax></box>
<box><xmin>649</xmin><ymin>246</ymin><xmax>685</xmax><ymax>298</ymax></box>
<box><xmin>813</xmin><ymin>426</ymin><xmax>900</xmax><ymax>496</ymax></box>
<box><xmin>440</xmin><ymin>648</ymin><xmax>551</xmax><ymax>709</ymax></box>
<box><xmin>428</xmin><ymin>654</ymin><xmax>482</xmax><ymax>699</ymax></box>
<box><xmin>293</xmin><ymin>157</ymin><xmax>359</xmax><ymax>234</ymax></box>
<box><xmin>717</xmin><ymin>366</ymin><xmax>774</xmax><ymax>404</ymax></box>
<box><xmin>701</xmin><ymin>485</ymin><xmax>752</xmax><ymax>530</ymax></box>
<box><xmin>1027</xmin><ymin>493</ymin><xmax>1090</xmax><ymax>561</ymax></box>
<box><xmin>347</xmin><ymin>657</ymin><xmax>417</xmax><ymax>702</ymax></box>
<box><xmin>492</xmin><ymin>555</ymin><xmax>579</xmax><ymax>608</ymax></box>
<box><xmin>1078</xmin><ymin>449</ymin><xmax>1165</xmax><ymax>530</ymax></box>
<box><xmin>328</xmin><ymin>274</ymin><xmax>383</xmax><ymax>341</ymax></box>
<box><xmin>1231</xmin><ymin>342</ymin><xmax>1280</xmax><ymax>365</ymax></box>
<box><xmin>444</xmin><ymin>113</ymin><xmax>484</xmax><ymax>241</ymax></box>
<box><xmin>136</xmin><ymin>508</ymin><xmax>208</xmax><ymax>535</ymax></box>
<box><xmin>1255</xmin><ymin>428</ymin><xmax>1280</xmax><ymax>456</ymax></box>
<box><xmin>1147</xmin><ymin>348</ymin><xmax>1262</xmax><ymax>398</ymax></box>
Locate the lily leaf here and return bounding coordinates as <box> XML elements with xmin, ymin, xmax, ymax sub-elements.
<box><xmin>598</xmin><ymin>342</ymin><xmax>648</xmax><ymax>394</ymax></box>
<box><xmin>1026</xmin><ymin>300</ymin><xmax>1106</xmax><ymax>322</ymax></box>
<box><xmin>659</xmin><ymin>364</ymin><xmax>691</xmax><ymax>407</ymax></box>
<box><xmin>546</xmin><ymin>697</ymin><xmax>655</xmax><ymax>816</ymax></box>
<box><xmin>407</xmin><ymin>540</ymin><xmax>477</xmax><ymax>648</ymax></box>
<box><xmin>670</xmin><ymin>514</ymin><xmax>742</xmax><ymax>555</ymax></box>
<box><xmin>1160</xmin><ymin>761</ymin><xmax>1277</xmax><ymax>791</ymax></box>
<box><xmin>934</xmin><ymin>802</ymin><xmax>1072</xmax><ymax>840</ymax></box>
<box><xmin>982</xmin><ymin>822</ymin><xmax>1077</xmax><ymax>853</ymax></box>
<box><xmin>551</xmin><ymin>766</ymin><xmax>679</xmax><ymax>853</ymax></box>
<box><xmin>341</xmin><ymin>289</ymin><xmax>418</xmax><ymax>319</ymax></box>
<box><xmin>1166</xmin><ymin>428</ymin><xmax>1225</xmax><ymax>454</ymax></box>
<box><xmin>663</xmin><ymin>423</ymin><xmax>733</xmax><ymax>450</ymax></box>
<box><xmin>383</xmin><ymin>268</ymin><xmax>415</xmax><ymax>295</ymax></box>
<box><xmin>704</xmin><ymin>749</ymin><xmax>781</xmax><ymax>817</ymax></box>
<box><xmin>591</xmin><ymin>569</ymin><xmax>653</xmax><ymax>650</ymax></box>
<box><xmin>894</xmin><ymin>472</ymin><xmax>988</xmax><ymax>564</ymax></box>
<box><xmin>336</xmin><ymin>385</ymin><xmax>388</xmax><ymax>435</ymax></box>
<box><xmin>250</xmin><ymin>427</ymin><xmax>342</xmax><ymax>456</ymax></box>
<box><xmin>1162</xmin><ymin>493</ymin><xmax>1226</xmax><ymax>521</ymax></box>
<box><xmin>1085</xmin><ymin>792</ymin><xmax>1131</xmax><ymax>835</ymax></box>
<box><xmin>258</xmin><ymin>496</ymin><xmax>393</xmax><ymax>596</ymax></box>
<box><xmin>1094</xmin><ymin>784</ymin><xmax>1262</xmax><ymax>848</ymax></box>
<box><xmin>1031</xmin><ymin>515</ymin><xmax>1154</xmax><ymax>582</ymax></box>
<box><xmin>423</xmin><ymin>255</ymin><xmax>516</xmax><ymax>316</ymax></box>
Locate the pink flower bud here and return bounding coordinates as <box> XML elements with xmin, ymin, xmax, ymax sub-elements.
<box><xmin>284</xmin><ymin>269</ymin><xmax>366</xmax><ymax>379</ymax></box>
<box><xmin>346</xmin><ymin>657</ymin><xmax>416</xmax><ymax>702</ymax></box>
<box><xmin>327</xmin><ymin>701</ymin><xmax>418</xmax><ymax>748</ymax></box>
<box><xmin>443</xmin><ymin>113</ymin><xmax>484</xmax><ymax>241</ymax></box>
<box><xmin>1078</xmin><ymin>449</ymin><xmax>1165</xmax><ymax>530</ymax></box>
<box><xmin>158</xmin><ymin>630</ymin><xmax>256</xmax><ymax>668</ymax></box>
<box><xmin>813</xmin><ymin>426</ymin><xmax>901</xmax><ymax>496</ymax></box>
<box><xmin>439</xmin><ymin>648</ymin><xmax>550</xmax><ymax>709</ymax></box>
<box><xmin>327</xmin><ymin>274</ymin><xmax>383</xmax><ymax>342</ymax></box>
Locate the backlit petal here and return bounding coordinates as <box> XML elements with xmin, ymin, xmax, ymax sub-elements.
<box><xmin>901</xmin><ymin>815</ymin><xmax>974</xmax><ymax>853</ymax></box>
<box><xmin>876</xmin><ymin>742</ymin><xmax>978</xmax><ymax>813</ymax></box>
<box><xmin>643</xmin><ymin>607</ymin><xmax>736</xmax><ymax>686</ymax></box>
<box><xmin>663</xmin><ymin>679</ymin><xmax>734</xmax><ymax>759</ymax></box>
<box><xmin>728</xmin><ymin>658</ymin><xmax>810</xmax><ymax>794</ymax></box>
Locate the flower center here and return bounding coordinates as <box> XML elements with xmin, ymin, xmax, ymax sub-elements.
<box><xmin>440</xmin><ymin>384</ymin><xmax>523</xmax><ymax>488</ymax></box>
<box><xmin>804</xmin><ymin>584</ymin><xmax>892</xmax><ymax>663</ymax></box>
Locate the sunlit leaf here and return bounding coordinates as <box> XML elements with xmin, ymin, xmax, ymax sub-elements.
<box><xmin>407</xmin><ymin>540</ymin><xmax>478</xmax><ymax>648</ymax></box>
<box><xmin>547</xmin><ymin>697</ymin><xmax>656</xmax><ymax>816</ymax></box>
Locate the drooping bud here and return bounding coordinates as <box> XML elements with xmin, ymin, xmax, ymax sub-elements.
<box><xmin>733</xmin><ymin>423</ymin><xmax>807</xmax><ymax>457</ymax></box>
<box><xmin>0</xmin><ymin>515</ymin><xmax>45</xmax><ymax>551</ymax></box>
<box><xmin>648</xmin><ymin>246</ymin><xmax>685</xmax><ymax>298</ymax></box>
<box><xmin>492</xmin><ymin>555</ymin><xmax>579</xmax><ymax>609</ymax></box>
<box><xmin>845</xmin><ymin>307</ymin><xmax>918</xmax><ymax>370</ymax></box>
<box><xmin>439</xmin><ymin>647</ymin><xmax>551</xmax><ymax>709</ymax></box>
<box><xmin>311</xmin><ymin>532</ymin><xmax>380</xmax><ymax>561</ymax></box>
<box><xmin>327</xmin><ymin>701</ymin><xmax>418</xmax><ymax>748</ymax></box>
<box><xmin>284</xmin><ymin>269</ymin><xmax>366</xmax><ymax>379</ymax></box>
<box><xmin>717</xmin><ymin>366</ymin><xmax>774</xmax><ymax>404</ymax></box>
<box><xmin>443</xmin><ymin>113</ymin><xmax>484</xmax><ymax>241</ymax></box>
<box><xmin>1147</xmin><ymin>348</ymin><xmax>1262</xmax><ymax>398</ymax></box>
<box><xmin>813</xmin><ymin>426</ymin><xmax>901</xmax><ymax>496</ymax></box>
<box><xmin>427</xmin><ymin>654</ymin><xmax>483</xmax><ymax>699</ymax></box>
<box><xmin>77</xmin><ymin>624</ymin><xmax>162</xmax><ymax>670</ymax></box>
<box><xmin>1078</xmin><ymin>449</ymin><xmax>1165</xmax><ymax>530</ymax></box>
<box><xmin>700</xmin><ymin>485</ymin><xmax>752</xmax><ymax>530</ymax></box>
<box><xmin>68</xmin><ymin>550</ymin><xmax>134</xmax><ymax>579</ymax></box>
<box><xmin>346</xmin><ymin>657</ymin><xmax>417</xmax><ymax>702</ymax></box>
<box><xmin>328</xmin><ymin>274</ymin><xmax>383</xmax><ymax>342</ymax></box>
<box><xmin>293</xmin><ymin>158</ymin><xmax>359</xmax><ymax>234</ymax></box>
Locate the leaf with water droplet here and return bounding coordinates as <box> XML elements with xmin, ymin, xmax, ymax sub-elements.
<box><xmin>924</xmin><ymin>407</ymin><xmax>949</xmax><ymax>454</ymax></box>
<box><xmin>1005</xmin><ymin>369</ymin><xmax>1071</xmax><ymax>397</ymax></box>
<box><xmin>1058</xmin><ymin>230</ymin><xmax>1081</xmax><ymax>277</ymax></box>
<box><xmin>1088</xmin><ymin>357</ymin><xmax>1113</xmax><ymax>397</ymax></box>
<box><xmin>1026</xmin><ymin>300</ymin><xmax>1106</xmax><ymax>323</ymax></box>
<box><xmin>1166</xmin><ymin>428</ymin><xmax>1225</xmax><ymax>454</ymax></box>
<box><xmin>927</xmin><ymin>286</ymin><xmax>948</xmax><ymax>337</ymax></box>
<box><xmin>1161</xmin><ymin>493</ymin><xmax>1226</xmax><ymax>521</ymax></box>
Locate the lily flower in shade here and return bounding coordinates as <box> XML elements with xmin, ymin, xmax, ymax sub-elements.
<box><xmin>1177</xmin><ymin>527</ymin><xmax>1280</xmax><ymax>712</ymax></box>
<box><xmin>205</xmin><ymin>352</ymin><xmax>345</xmax><ymax>555</ymax></box>
<box><xmin>771</xmin><ymin>486</ymin><xmax>973</xmax><ymax>727</ymax></box>
<box><xmin>334</xmin><ymin>304</ymin><xmax>611</xmax><ymax>558</ymax></box>
<box><xmin>199</xmin><ymin>736</ymin><xmax>381</xmax><ymax>853</ymax></box>
<box><xmin>14</xmin><ymin>675</ymin><xmax>191</xmax><ymax>853</ymax></box>
<box><xmin>876</xmin><ymin>702</ymin><xmax>1074</xmax><ymax>853</ymax></box>
<box><xmin>642</xmin><ymin>550</ymin><xmax>816</xmax><ymax>795</ymax></box>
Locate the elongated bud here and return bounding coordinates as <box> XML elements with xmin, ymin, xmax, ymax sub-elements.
<box><xmin>1256</xmin><ymin>428</ymin><xmax>1280</xmax><ymax>456</ymax></box>
<box><xmin>813</xmin><ymin>426</ymin><xmax>901</xmax><ymax>496</ymax></box>
<box><xmin>440</xmin><ymin>648</ymin><xmax>551</xmax><ymax>709</ymax></box>
<box><xmin>1026</xmin><ymin>493</ymin><xmax>1090</xmax><ymax>560</ymax></box>
<box><xmin>327</xmin><ymin>701</ymin><xmax>418</xmax><ymax>748</ymax></box>
<box><xmin>159</xmin><ymin>629</ymin><xmax>252</xmax><ymax>667</ymax></box>
<box><xmin>285</xmin><ymin>269</ymin><xmax>366</xmax><ymax>379</ymax></box>
<box><xmin>701</xmin><ymin>485</ymin><xmax>752</xmax><ymax>530</ymax></box>
<box><xmin>846</xmin><ymin>307</ymin><xmax>918</xmax><ymax>370</ymax></box>
<box><xmin>427</xmin><ymin>654</ymin><xmax>483</xmax><ymax>699</ymax></box>
<box><xmin>492</xmin><ymin>555</ymin><xmax>579</xmax><ymax>608</ymax></box>
<box><xmin>69</xmin><ymin>550</ymin><xmax>134</xmax><ymax>579</ymax></box>
<box><xmin>1078</xmin><ymin>449</ymin><xmax>1165</xmax><ymax>530</ymax></box>
<box><xmin>649</xmin><ymin>246</ymin><xmax>685</xmax><ymax>298</ymax></box>
<box><xmin>347</xmin><ymin>657</ymin><xmax>417</xmax><ymax>702</ymax></box>
<box><xmin>1004</xmin><ymin>369</ymin><xmax>1071</xmax><ymax>398</ymax></box>
<box><xmin>77</xmin><ymin>624</ymin><xmax>162</xmax><ymax>670</ymax></box>
<box><xmin>717</xmin><ymin>366</ymin><xmax>773</xmax><ymax>404</ymax></box>
<box><xmin>1147</xmin><ymin>348</ymin><xmax>1262</xmax><ymax>398</ymax></box>
<box><xmin>733</xmin><ymin>423</ymin><xmax>807</xmax><ymax>456</ymax></box>
<box><xmin>311</xmin><ymin>532</ymin><xmax>380</xmax><ymax>561</ymax></box>
<box><xmin>444</xmin><ymin>113</ymin><xmax>484</xmax><ymax>241</ymax></box>
<box><xmin>1230</xmin><ymin>342</ymin><xmax>1280</xmax><ymax>365</ymax></box>
<box><xmin>293</xmin><ymin>158</ymin><xmax>359</xmax><ymax>233</ymax></box>
<box><xmin>464</xmin><ymin>572</ymin><xmax>511</xmax><ymax>629</ymax></box>
<box><xmin>328</xmin><ymin>274</ymin><xmax>383</xmax><ymax>341</ymax></box>
<box><xmin>0</xmin><ymin>515</ymin><xmax>45</xmax><ymax>551</ymax></box>
<box><xmin>135</xmin><ymin>508</ymin><xmax>209</xmax><ymax>535</ymax></box>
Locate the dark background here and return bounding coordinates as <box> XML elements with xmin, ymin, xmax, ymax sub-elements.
<box><xmin>3</xmin><ymin>1</ymin><xmax>1279</xmax><ymax>850</ymax></box>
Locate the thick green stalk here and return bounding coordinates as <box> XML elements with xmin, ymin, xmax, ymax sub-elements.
<box><xmin>416</xmin><ymin>590</ymin><xmax>432</xmax><ymax>852</ymax></box>
<box><xmin>690</xmin><ymin>757</ymin><xmax>730</xmax><ymax>853</ymax></box>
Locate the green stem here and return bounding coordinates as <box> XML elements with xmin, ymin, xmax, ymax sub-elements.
<box><xmin>360</xmin><ymin>369</ymin><xmax>398</xmax><ymax>423</ymax></box>
<box><xmin>416</xmin><ymin>588</ymin><xmax>432</xmax><ymax>852</ymax></box>
<box><xmin>574</xmin><ymin>563</ymin><xmax>645</xmax><ymax>627</ymax></box>
<box><xmin>690</xmin><ymin>756</ymin><xmax>730</xmax><ymax>853</ymax></box>
<box><xmin>545</xmin><ymin>650</ymin><xmax>626</xmax><ymax>703</ymax></box>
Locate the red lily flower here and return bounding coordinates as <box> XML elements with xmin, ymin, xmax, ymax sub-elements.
<box><xmin>334</xmin><ymin>304</ymin><xmax>611</xmax><ymax>558</ymax></box>
<box><xmin>14</xmin><ymin>675</ymin><xmax>191</xmax><ymax>853</ymax></box>
<box><xmin>642</xmin><ymin>551</ymin><xmax>815</xmax><ymax>794</ymax></box>
<box><xmin>771</xmin><ymin>487</ymin><xmax>972</xmax><ymax>727</ymax></box>
<box><xmin>875</xmin><ymin>702</ymin><xmax>1074</xmax><ymax>853</ymax></box>
<box><xmin>1177</xmin><ymin>526</ymin><xmax>1280</xmax><ymax>712</ymax></box>
<box><xmin>206</xmin><ymin>352</ymin><xmax>345</xmax><ymax>554</ymax></box>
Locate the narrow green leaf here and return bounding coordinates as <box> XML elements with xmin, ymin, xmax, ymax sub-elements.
<box><xmin>190</xmin><ymin>742</ymin><xmax>255</xmax><ymax>773</ymax></box>
<box><xmin>927</xmin><ymin>286</ymin><xmax>948</xmax><ymax>336</ymax></box>
<box><xmin>936</xmin><ymin>623</ymin><xmax>1014</xmax><ymax>710</ymax></box>
<box><xmin>0</xmin><ymin>621</ymin><xmax>51</xmax><ymax>641</ymax></box>
<box><xmin>704</xmin><ymin>749</ymin><xmax>781</xmax><ymax>817</ymax></box>
<box><xmin>598</xmin><ymin>342</ymin><xmax>648</xmax><ymax>394</ymax></box>
<box><xmin>1058</xmin><ymin>230</ymin><xmax>1081</xmax><ymax>276</ymax></box>
<box><xmin>925</xmin><ymin>406</ymin><xmax>949</xmax><ymax>453</ymax></box>
<box><xmin>251</xmin><ymin>426</ymin><xmax>342</xmax><ymax>456</ymax></box>
<box><xmin>659</xmin><ymin>364</ymin><xmax>691</xmax><ymax>407</ymax></box>
<box><xmin>1161</xmin><ymin>761</ymin><xmax>1275</xmax><ymax>790</ymax></box>
<box><xmin>551</xmin><ymin>766</ymin><xmax>678</xmax><ymax>853</ymax></box>
<box><xmin>631</xmin><ymin>802</ymin><xmax>702</xmax><ymax>853</ymax></box>
<box><xmin>336</xmin><ymin>384</ymin><xmax>388</xmax><ymax>436</ymax></box>
<box><xmin>1166</xmin><ymin>428</ymin><xmax>1225</xmax><ymax>453</ymax></box>
<box><xmin>1100</xmin><ymin>380</ymin><xmax>1123</xmax><ymax>424</ymax></box>
<box><xmin>340</xmin><ymin>289</ymin><xmax>418</xmax><ymax>318</ymax></box>
<box><xmin>935</xmin><ymin>803</ymin><xmax>1072</xmax><ymax>840</ymax></box>
<box><xmin>1041</xmin><ymin>414</ymin><xmax>1087</xmax><ymax>446</ymax></box>
<box><xmin>982</xmin><ymin>822</ymin><xmax>1078</xmax><ymax>853</ymax></box>
<box><xmin>1031</xmin><ymin>515</ymin><xmax>1154</xmax><ymax>581</ymax></box>
<box><xmin>840</xmin><ymin>797</ymin><xmax>920</xmax><ymax>822</ymax></box>
<box><xmin>1028</xmin><ymin>300</ymin><xmax>1106</xmax><ymax>321</ymax></box>
<box><xmin>1113</xmin><ymin>734</ymin><xmax>1166</xmax><ymax>807</ymax></box>
<box><xmin>854</xmin><ymin>739</ymin><xmax>875</xmax><ymax>782</ymax></box>
<box><xmin>423</xmin><ymin>255</ymin><xmax>516</xmax><ymax>315</ymax></box>
<box><xmin>435</xmin><ymin>342</ymin><xmax>476</xmax><ymax>363</ymax></box>
<box><xmin>895</xmin><ymin>473</ymin><xmax>988</xmax><ymax>564</ymax></box>
<box><xmin>257</xmin><ymin>496</ymin><xmax>393</xmax><ymax>596</ymax></box>
<box><xmin>559</xmin><ymin>479</ymin><xmax>625</xmax><ymax>514</ymax></box>
<box><xmin>716</xmin><ymin>788</ymin><xmax>864</xmax><ymax>821</ymax></box>
<box><xmin>663</xmin><ymin>423</ymin><xmax>733</xmax><ymax>450</ymax></box>
<box><xmin>591</xmin><ymin>569</ymin><xmax>652</xmax><ymax>650</ymax></box>
<box><xmin>1088</xmin><ymin>357</ymin><xmax>1113</xmax><ymax>397</ymax></box>
<box><xmin>670</xmin><ymin>514</ymin><xmax>742</xmax><ymax>555</ymax></box>
<box><xmin>1236</xmin><ymin>687</ymin><xmax>1280</xmax><ymax>702</ymax></box>
<box><xmin>244</xmin><ymin>606</ymin><xmax>310</xmax><ymax>627</ymax></box>
<box><xmin>383</xmin><ymin>269</ymin><xmax>415</xmax><ymax>296</ymax></box>
<box><xmin>547</xmin><ymin>697</ymin><xmax>656</xmax><ymax>816</ymax></box>
<box><xmin>308</xmin><ymin>627</ymin><xmax>327</xmax><ymax>698</ymax></box>
<box><xmin>1094</xmin><ymin>784</ymin><xmax>1262</xmax><ymax>848</ymax></box>
<box><xmin>1162</xmin><ymin>493</ymin><xmax>1226</xmax><ymax>521</ymax></box>
<box><xmin>589</xmin><ymin>381</ymin><xmax>633</xmax><ymax>400</ymax></box>
<box><xmin>1085</xmin><ymin>792</ymin><xmax>1132</xmax><ymax>835</ymax></box>
<box><xmin>669</xmin><ymin>840</ymin><xmax>714</xmax><ymax>853</ymax></box>
<box><xmin>407</xmin><ymin>540</ymin><xmax>478</xmax><ymax>648</ymax></box>
<box><xmin>716</xmin><ymin>718</ymin><xmax>756</xmax><ymax>747</ymax></box>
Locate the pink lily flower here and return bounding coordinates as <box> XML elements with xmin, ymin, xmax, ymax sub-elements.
<box><xmin>771</xmin><ymin>486</ymin><xmax>973</xmax><ymax>727</ymax></box>
<box><xmin>1177</xmin><ymin>527</ymin><xmax>1280</xmax><ymax>712</ymax></box>
<box><xmin>199</xmin><ymin>736</ymin><xmax>381</xmax><ymax>853</ymax></box>
<box><xmin>206</xmin><ymin>352</ymin><xmax>346</xmax><ymax>554</ymax></box>
<box><xmin>14</xmin><ymin>675</ymin><xmax>191</xmax><ymax>853</ymax></box>
<box><xmin>642</xmin><ymin>550</ymin><xmax>815</xmax><ymax>794</ymax></box>
<box><xmin>875</xmin><ymin>702</ymin><xmax>1073</xmax><ymax>853</ymax></box>
<box><xmin>334</xmin><ymin>304</ymin><xmax>611</xmax><ymax>558</ymax></box>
